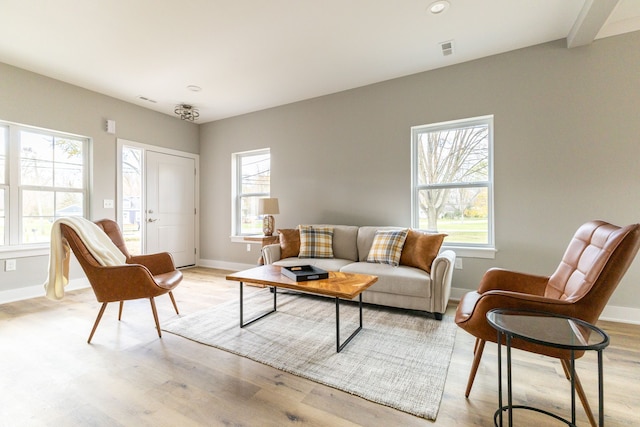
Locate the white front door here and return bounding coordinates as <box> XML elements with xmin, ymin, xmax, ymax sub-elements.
<box><xmin>145</xmin><ymin>150</ymin><xmax>196</xmax><ymax>268</ymax></box>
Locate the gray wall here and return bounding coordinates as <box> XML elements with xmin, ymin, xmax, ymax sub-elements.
<box><xmin>199</xmin><ymin>31</ymin><xmax>640</xmax><ymax>309</ymax></box>
<box><xmin>0</xmin><ymin>62</ymin><xmax>199</xmax><ymax>292</ymax></box>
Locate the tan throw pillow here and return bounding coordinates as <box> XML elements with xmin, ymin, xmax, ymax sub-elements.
<box><xmin>298</xmin><ymin>225</ymin><xmax>334</xmax><ymax>258</ymax></box>
<box><xmin>399</xmin><ymin>230</ymin><xmax>447</xmax><ymax>273</ymax></box>
<box><xmin>366</xmin><ymin>229</ymin><xmax>409</xmax><ymax>267</ymax></box>
<box><xmin>277</xmin><ymin>228</ymin><xmax>300</xmax><ymax>259</ymax></box>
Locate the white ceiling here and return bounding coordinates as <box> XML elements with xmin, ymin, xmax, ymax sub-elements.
<box><xmin>1</xmin><ymin>0</ymin><xmax>639</xmax><ymax>123</ymax></box>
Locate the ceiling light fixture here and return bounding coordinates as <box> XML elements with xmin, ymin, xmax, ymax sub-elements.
<box><xmin>187</xmin><ymin>85</ymin><xmax>202</xmax><ymax>92</ymax></box>
<box><xmin>174</xmin><ymin>104</ymin><xmax>200</xmax><ymax>121</ymax></box>
<box><xmin>429</xmin><ymin>0</ymin><xmax>450</xmax><ymax>14</ymax></box>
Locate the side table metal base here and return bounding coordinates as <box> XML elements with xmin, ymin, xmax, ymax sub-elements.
<box><xmin>494</xmin><ymin>406</ymin><xmax>576</xmax><ymax>427</ymax></box>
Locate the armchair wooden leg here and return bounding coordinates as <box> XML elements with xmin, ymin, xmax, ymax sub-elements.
<box><xmin>118</xmin><ymin>301</ymin><xmax>124</xmax><ymax>321</ymax></box>
<box><xmin>168</xmin><ymin>291</ymin><xmax>179</xmax><ymax>315</ymax></box>
<box><xmin>149</xmin><ymin>298</ymin><xmax>162</xmax><ymax>338</ymax></box>
<box><xmin>473</xmin><ymin>337</ymin><xmax>482</xmax><ymax>354</ymax></box>
<box><xmin>465</xmin><ymin>339</ymin><xmax>486</xmax><ymax>397</ymax></box>
<box><xmin>88</xmin><ymin>302</ymin><xmax>108</xmax><ymax>344</ymax></box>
<box><xmin>561</xmin><ymin>359</ymin><xmax>597</xmax><ymax>427</ymax></box>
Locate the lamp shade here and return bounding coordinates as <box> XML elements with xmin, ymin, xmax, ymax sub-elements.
<box><xmin>258</xmin><ymin>198</ymin><xmax>279</xmax><ymax>215</ymax></box>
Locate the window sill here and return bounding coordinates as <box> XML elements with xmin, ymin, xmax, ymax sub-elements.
<box><xmin>0</xmin><ymin>244</ymin><xmax>49</xmax><ymax>259</ymax></box>
<box><xmin>442</xmin><ymin>246</ymin><xmax>496</xmax><ymax>259</ymax></box>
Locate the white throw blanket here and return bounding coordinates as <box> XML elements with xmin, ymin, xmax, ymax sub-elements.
<box><xmin>44</xmin><ymin>217</ymin><xmax>126</xmax><ymax>300</ymax></box>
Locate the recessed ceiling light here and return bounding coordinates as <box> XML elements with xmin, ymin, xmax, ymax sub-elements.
<box><xmin>429</xmin><ymin>0</ymin><xmax>450</xmax><ymax>14</ymax></box>
<box><xmin>187</xmin><ymin>85</ymin><xmax>202</xmax><ymax>92</ymax></box>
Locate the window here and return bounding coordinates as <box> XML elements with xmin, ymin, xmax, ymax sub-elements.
<box><xmin>0</xmin><ymin>125</ymin><xmax>7</xmax><ymax>245</ymax></box>
<box><xmin>411</xmin><ymin>115</ymin><xmax>493</xmax><ymax>249</ymax></box>
<box><xmin>0</xmin><ymin>120</ymin><xmax>90</xmax><ymax>248</ymax></box>
<box><xmin>232</xmin><ymin>149</ymin><xmax>270</xmax><ymax>236</ymax></box>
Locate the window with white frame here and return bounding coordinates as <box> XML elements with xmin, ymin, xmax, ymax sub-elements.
<box><xmin>411</xmin><ymin>115</ymin><xmax>493</xmax><ymax>248</ymax></box>
<box><xmin>0</xmin><ymin>125</ymin><xmax>7</xmax><ymax>246</ymax></box>
<box><xmin>232</xmin><ymin>149</ymin><xmax>270</xmax><ymax>236</ymax></box>
<box><xmin>0</xmin><ymin>120</ymin><xmax>89</xmax><ymax>247</ymax></box>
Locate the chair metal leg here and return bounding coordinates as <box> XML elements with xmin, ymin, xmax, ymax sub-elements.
<box><xmin>88</xmin><ymin>302</ymin><xmax>108</xmax><ymax>344</ymax></box>
<box><xmin>149</xmin><ymin>298</ymin><xmax>162</xmax><ymax>338</ymax></box>
<box><xmin>118</xmin><ymin>301</ymin><xmax>124</xmax><ymax>320</ymax></box>
<box><xmin>168</xmin><ymin>291</ymin><xmax>179</xmax><ymax>315</ymax></box>
<box><xmin>561</xmin><ymin>359</ymin><xmax>597</xmax><ymax>427</ymax></box>
<box><xmin>465</xmin><ymin>339</ymin><xmax>486</xmax><ymax>397</ymax></box>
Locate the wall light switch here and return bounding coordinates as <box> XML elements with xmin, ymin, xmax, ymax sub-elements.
<box><xmin>246</xmin><ymin>244</ymin><xmax>251</xmax><ymax>252</ymax></box>
<box><xmin>103</xmin><ymin>199</ymin><xmax>114</xmax><ymax>209</ymax></box>
<box><xmin>454</xmin><ymin>258</ymin><xmax>463</xmax><ymax>270</ymax></box>
<box><xmin>106</xmin><ymin>119</ymin><xmax>116</xmax><ymax>134</ymax></box>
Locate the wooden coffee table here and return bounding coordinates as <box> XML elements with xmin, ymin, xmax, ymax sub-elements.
<box><xmin>226</xmin><ymin>265</ymin><xmax>378</xmax><ymax>352</ymax></box>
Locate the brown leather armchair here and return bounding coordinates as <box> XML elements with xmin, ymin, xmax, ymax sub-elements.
<box><xmin>455</xmin><ymin>220</ymin><xmax>640</xmax><ymax>426</ymax></box>
<box><xmin>61</xmin><ymin>219</ymin><xmax>182</xmax><ymax>343</ymax></box>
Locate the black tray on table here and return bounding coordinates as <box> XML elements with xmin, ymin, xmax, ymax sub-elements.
<box><xmin>281</xmin><ymin>265</ymin><xmax>329</xmax><ymax>282</ymax></box>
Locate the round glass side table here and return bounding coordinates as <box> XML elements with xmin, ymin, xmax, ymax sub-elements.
<box><xmin>487</xmin><ymin>308</ymin><xmax>609</xmax><ymax>427</ymax></box>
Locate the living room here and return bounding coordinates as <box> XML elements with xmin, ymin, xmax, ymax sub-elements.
<box><xmin>1</xmin><ymin>1</ymin><xmax>639</xmax><ymax>425</ymax></box>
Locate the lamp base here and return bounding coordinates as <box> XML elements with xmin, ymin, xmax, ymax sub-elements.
<box><xmin>263</xmin><ymin>215</ymin><xmax>275</xmax><ymax>236</ymax></box>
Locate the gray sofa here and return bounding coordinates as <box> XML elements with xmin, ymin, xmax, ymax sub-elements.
<box><xmin>261</xmin><ymin>225</ymin><xmax>456</xmax><ymax>319</ymax></box>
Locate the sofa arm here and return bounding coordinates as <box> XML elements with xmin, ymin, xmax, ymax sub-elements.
<box><xmin>262</xmin><ymin>244</ymin><xmax>282</xmax><ymax>265</ymax></box>
<box><xmin>429</xmin><ymin>250</ymin><xmax>456</xmax><ymax>315</ymax></box>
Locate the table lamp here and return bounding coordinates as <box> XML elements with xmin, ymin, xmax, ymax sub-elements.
<box><xmin>258</xmin><ymin>198</ymin><xmax>279</xmax><ymax>236</ymax></box>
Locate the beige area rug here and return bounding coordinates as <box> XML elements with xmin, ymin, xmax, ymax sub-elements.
<box><xmin>162</xmin><ymin>289</ymin><xmax>457</xmax><ymax>420</ymax></box>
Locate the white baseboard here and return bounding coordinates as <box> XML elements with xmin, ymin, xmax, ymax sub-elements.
<box><xmin>450</xmin><ymin>287</ymin><xmax>640</xmax><ymax>325</ymax></box>
<box><xmin>0</xmin><ymin>278</ymin><xmax>90</xmax><ymax>305</ymax></box>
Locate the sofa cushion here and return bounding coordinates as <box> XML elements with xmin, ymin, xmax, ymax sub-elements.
<box><xmin>299</xmin><ymin>225</ymin><xmax>334</xmax><ymax>258</ymax></box>
<box><xmin>356</xmin><ymin>226</ymin><xmax>405</xmax><ymax>262</ymax></box>
<box><xmin>341</xmin><ymin>262</ymin><xmax>431</xmax><ymax>298</ymax></box>
<box><xmin>277</xmin><ymin>228</ymin><xmax>300</xmax><ymax>258</ymax></box>
<box><xmin>400</xmin><ymin>230</ymin><xmax>447</xmax><ymax>273</ymax></box>
<box><xmin>311</xmin><ymin>224</ymin><xmax>359</xmax><ymax>261</ymax></box>
<box><xmin>366</xmin><ymin>228</ymin><xmax>408</xmax><ymax>267</ymax></box>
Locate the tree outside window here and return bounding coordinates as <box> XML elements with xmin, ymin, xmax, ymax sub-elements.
<box><xmin>412</xmin><ymin>116</ymin><xmax>493</xmax><ymax>246</ymax></box>
<box><xmin>20</xmin><ymin>131</ymin><xmax>86</xmax><ymax>243</ymax></box>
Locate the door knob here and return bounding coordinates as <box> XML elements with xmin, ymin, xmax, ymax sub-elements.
<box><xmin>147</xmin><ymin>218</ymin><xmax>158</xmax><ymax>223</ymax></box>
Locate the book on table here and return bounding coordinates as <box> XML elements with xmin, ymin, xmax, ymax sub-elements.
<box><xmin>281</xmin><ymin>265</ymin><xmax>329</xmax><ymax>282</ymax></box>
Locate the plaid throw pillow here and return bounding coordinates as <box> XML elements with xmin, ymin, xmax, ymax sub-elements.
<box><xmin>298</xmin><ymin>225</ymin><xmax>334</xmax><ymax>258</ymax></box>
<box><xmin>366</xmin><ymin>229</ymin><xmax>409</xmax><ymax>266</ymax></box>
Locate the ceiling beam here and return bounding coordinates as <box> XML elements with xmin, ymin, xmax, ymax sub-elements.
<box><xmin>566</xmin><ymin>0</ymin><xmax>620</xmax><ymax>48</ymax></box>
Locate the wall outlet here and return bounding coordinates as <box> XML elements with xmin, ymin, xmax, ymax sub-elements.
<box><xmin>246</xmin><ymin>244</ymin><xmax>251</xmax><ymax>252</ymax></box>
<box><xmin>5</xmin><ymin>259</ymin><xmax>17</xmax><ymax>271</ymax></box>
<box><xmin>454</xmin><ymin>258</ymin><xmax>463</xmax><ymax>270</ymax></box>
<box><xmin>103</xmin><ymin>199</ymin><xmax>114</xmax><ymax>208</ymax></box>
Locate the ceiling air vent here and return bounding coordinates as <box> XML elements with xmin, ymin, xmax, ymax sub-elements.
<box><xmin>440</xmin><ymin>40</ymin><xmax>454</xmax><ymax>56</ymax></box>
<box><xmin>137</xmin><ymin>95</ymin><xmax>158</xmax><ymax>104</ymax></box>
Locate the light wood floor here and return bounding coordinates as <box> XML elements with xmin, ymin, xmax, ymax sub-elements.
<box><xmin>1</xmin><ymin>267</ymin><xmax>638</xmax><ymax>426</ymax></box>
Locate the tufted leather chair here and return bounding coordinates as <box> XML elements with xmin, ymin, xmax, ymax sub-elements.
<box><xmin>455</xmin><ymin>220</ymin><xmax>640</xmax><ymax>427</ymax></box>
<box><xmin>61</xmin><ymin>219</ymin><xmax>182</xmax><ymax>343</ymax></box>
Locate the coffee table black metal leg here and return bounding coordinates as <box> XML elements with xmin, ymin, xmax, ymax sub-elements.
<box><xmin>336</xmin><ymin>294</ymin><xmax>363</xmax><ymax>353</ymax></box>
<box><xmin>239</xmin><ymin>282</ymin><xmax>277</xmax><ymax>328</ymax></box>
